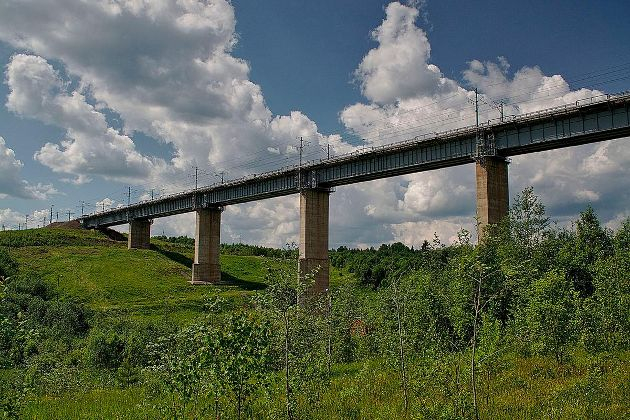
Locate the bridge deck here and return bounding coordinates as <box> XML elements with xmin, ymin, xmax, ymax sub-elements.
<box><xmin>82</xmin><ymin>93</ymin><xmax>630</xmax><ymax>228</ymax></box>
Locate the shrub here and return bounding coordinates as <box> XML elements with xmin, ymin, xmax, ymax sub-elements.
<box><xmin>0</xmin><ymin>248</ymin><xmax>18</xmax><ymax>278</ymax></box>
<box><xmin>44</xmin><ymin>300</ymin><xmax>90</xmax><ymax>337</ymax></box>
<box><xmin>85</xmin><ymin>329</ymin><xmax>125</xmax><ymax>369</ymax></box>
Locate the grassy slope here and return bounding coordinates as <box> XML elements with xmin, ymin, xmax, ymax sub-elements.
<box><xmin>0</xmin><ymin>228</ymin><xmax>343</xmax><ymax>321</ymax></box>
<box><xmin>1</xmin><ymin>227</ymin><xmax>345</xmax><ymax>323</ymax></box>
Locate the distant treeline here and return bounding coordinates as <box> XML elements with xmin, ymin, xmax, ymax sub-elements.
<box><xmin>330</xmin><ymin>241</ymin><xmax>444</xmax><ymax>289</ymax></box>
<box><xmin>154</xmin><ymin>235</ymin><xmax>296</xmax><ymax>258</ymax></box>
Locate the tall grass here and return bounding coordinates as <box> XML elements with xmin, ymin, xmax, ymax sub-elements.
<box><xmin>17</xmin><ymin>351</ymin><xmax>629</xmax><ymax>419</ymax></box>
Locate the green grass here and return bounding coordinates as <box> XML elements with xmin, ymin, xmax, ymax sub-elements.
<box><xmin>21</xmin><ymin>387</ymin><xmax>160</xmax><ymax>419</ymax></box>
<box><xmin>18</xmin><ymin>352</ymin><xmax>630</xmax><ymax>419</ymax></box>
<box><xmin>311</xmin><ymin>352</ymin><xmax>630</xmax><ymax>419</ymax></box>
<box><xmin>3</xmin><ymin>230</ymin><xmax>258</xmax><ymax>322</ymax></box>
<box><xmin>0</xmin><ymin>227</ymin><xmax>113</xmax><ymax>248</ymax></box>
<box><xmin>1</xmin><ymin>227</ymin><xmax>344</xmax><ymax>323</ymax></box>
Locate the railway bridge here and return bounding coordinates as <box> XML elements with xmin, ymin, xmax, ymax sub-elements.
<box><xmin>81</xmin><ymin>93</ymin><xmax>630</xmax><ymax>292</ymax></box>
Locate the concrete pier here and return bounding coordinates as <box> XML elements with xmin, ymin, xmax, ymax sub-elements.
<box><xmin>299</xmin><ymin>189</ymin><xmax>330</xmax><ymax>294</ymax></box>
<box><xmin>191</xmin><ymin>207</ymin><xmax>222</xmax><ymax>284</ymax></box>
<box><xmin>476</xmin><ymin>157</ymin><xmax>509</xmax><ymax>237</ymax></box>
<box><xmin>128</xmin><ymin>219</ymin><xmax>151</xmax><ymax>249</ymax></box>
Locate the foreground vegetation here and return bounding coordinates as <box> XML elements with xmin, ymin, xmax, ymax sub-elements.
<box><xmin>1</xmin><ymin>188</ymin><xmax>629</xmax><ymax>418</ymax></box>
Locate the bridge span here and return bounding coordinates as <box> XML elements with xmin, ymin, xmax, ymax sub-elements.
<box><xmin>81</xmin><ymin>93</ymin><xmax>630</xmax><ymax>291</ymax></box>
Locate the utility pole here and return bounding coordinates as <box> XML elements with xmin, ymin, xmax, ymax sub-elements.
<box><xmin>321</xmin><ymin>144</ymin><xmax>331</xmax><ymax>160</ymax></box>
<box><xmin>470</xmin><ymin>88</ymin><xmax>482</xmax><ymax>158</ymax></box>
<box><xmin>297</xmin><ymin>136</ymin><xmax>311</xmax><ymax>189</ymax></box>
<box><xmin>475</xmin><ymin>88</ymin><xmax>479</xmax><ymax>128</ymax></box>
<box><xmin>50</xmin><ymin>205</ymin><xmax>54</xmax><ymax>225</ymax></box>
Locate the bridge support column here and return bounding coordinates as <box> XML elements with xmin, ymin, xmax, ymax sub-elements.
<box><xmin>476</xmin><ymin>157</ymin><xmax>509</xmax><ymax>239</ymax></box>
<box><xmin>299</xmin><ymin>189</ymin><xmax>330</xmax><ymax>294</ymax></box>
<box><xmin>128</xmin><ymin>219</ymin><xmax>151</xmax><ymax>249</ymax></box>
<box><xmin>191</xmin><ymin>207</ymin><xmax>222</xmax><ymax>284</ymax></box>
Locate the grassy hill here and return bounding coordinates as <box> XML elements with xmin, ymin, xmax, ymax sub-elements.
<box><xmin>1</xmin><ymin>226</ymin><xmax>344</xmax><ymax>323</ymax></box>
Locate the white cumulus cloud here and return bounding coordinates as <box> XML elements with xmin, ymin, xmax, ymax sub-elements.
<box><xmin>354</xmin><ymin>2</ymin><xmax>452</xmax><ymax>104</ymax></box>
<box><xmin>0</xmin><ymin>208</ymin><xmax>49</xmax><ymax>230</ymax></box>
<box><xmin>95</xmin><ymin>197</ymin><xmax>116</xmax><ymax>212</ymax></box>
<box><xmin>6</xmin><ymin>54</ymin><xmax>163</xmax><ymax>183</ymax></box>
<box><xmin>0</xmin><ymin>135</ymin><xmax>57</xmax><ymax>199</ymax></box>
<box><xmin>0</xmin><ymin>0</ymin><xmax>352</xmax><ymax>246</ymax></box>
<box><xmin>0</xmin><ymin>208</ymin><xmax>25</xmax><ymax>229</ymax></box>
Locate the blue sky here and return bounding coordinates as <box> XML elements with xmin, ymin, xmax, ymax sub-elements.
<box><xmin>233</xmin><ymin>0</ymin><xmax>630</xmax><ymax>133</ymax></box>
<box><xmin>0</xmin><ymin>0</ymin><xmax>629</xmax><ymax>246</ymax></box>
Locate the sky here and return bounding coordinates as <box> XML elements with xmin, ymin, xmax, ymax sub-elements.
<box><xmin>0</xmin><ymin>0</ymin><xmax>629</xmax><ymax>247</ymax></box>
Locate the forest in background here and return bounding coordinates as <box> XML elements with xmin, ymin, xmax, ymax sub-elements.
<box><xmin>1</xmin><ymin>187</ymin><xmax>629</xmax><ymax>419</ymax></box>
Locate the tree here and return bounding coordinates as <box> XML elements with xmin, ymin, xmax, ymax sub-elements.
<box><xmin>452</xmin><ymin>245</ymin><xmax>498</xmax><ymax>420</ymax></box>
<box><xmin>509</xmin><ymin>187</ymin><xmax>550</xmax><ymax>254</ymax></box>
<box><xmin>146</xmin><ymin>323</ymin><xmax>208</xmax><ymax>418</ymax></box>
<box><xmin>613</xmin><ymin>217</ymin><xmax>630</xmax><ymax>252</ymax></box>
<box><xmin>579</xmin><ymin>233</ymin><xmax>630</xmax><ymax>351</ymax></box>
<box><xmin>255</xmin><ymin>257</ymin><xmax>327</xmax><ymax>419</ymax></box>
<box><xmin>575</xmin><ymin>206</ymin><xmax>613</xmax><ymax>263</ymax></box>
<box><xmin>329</xmin><ymin>283</ymin><xmax>369</xmax><ymax>364</ymax></box>
<box><xmin>563</xmin><ymin>206</ymin><xmax>614</xmax><ymax>297</ymax></box>
<box><xmin>447</xmin><ymin>226</ymin><xmax>521</xmax><ymax>420</ymax></box>
<box><xmin>383</xmin><ymin>270</ymin><xmax>413</xmax><ymax>413</ymax></box>
<box><xmin>520</xmin><ymin>270</ymin><xmax>578</xmax><ymax>364</ymax></box>
<box><xmin>207</xmin><ymin>312</ymin><xmax>272</xmax><ymax>419</ymax></box>
<box><xmin>116</xmin><ymin>358</ymin><xmax>139</xmax><ymax>388</ymax></box>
